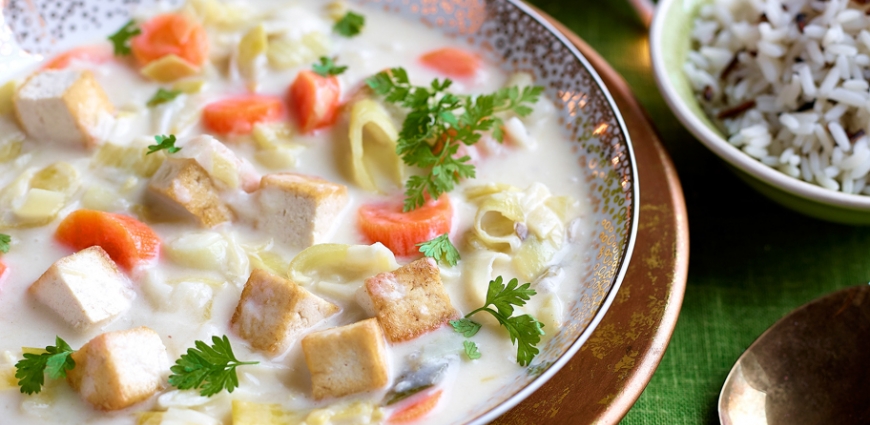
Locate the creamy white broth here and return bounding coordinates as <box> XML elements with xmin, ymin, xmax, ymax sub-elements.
<box><xmin>0</xmin><ymin>1</ymin><xmax>593</xmax><ymax>424</ymax></box>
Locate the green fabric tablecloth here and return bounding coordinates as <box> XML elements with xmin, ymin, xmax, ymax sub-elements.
<box><xmin>525</xmin><ymin>0</ymin><xmax>870</xmax><ymax>423</ymax></box>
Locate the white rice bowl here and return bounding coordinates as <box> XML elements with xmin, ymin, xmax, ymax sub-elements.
<box><xmin>685</xmin><ymin>0</ymin><xmax>870</xmax><ymax>195</ymax></box>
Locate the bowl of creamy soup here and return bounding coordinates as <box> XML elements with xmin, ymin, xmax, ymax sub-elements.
<box><xmin>0</xmin><ymin>0</ymin><xmax>638</xmax><ymax>423</ymax></box>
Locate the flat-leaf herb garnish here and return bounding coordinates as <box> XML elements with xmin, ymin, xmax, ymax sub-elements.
<box><xmin>0</xmin><ymin>233</ymin><xmax>10</xmax><ymax>253</ymax></box>
<box><xmin>334</xmin><ymin>11</ymin><xmax>365</xmax><ymax>37</ymax></box>
<box><xmin>14</xmin><ymin>337</ymin><xmax>76</xmax><ymax>395</ymax></box>
<box><xmin>147</xmin><ymin>88</ymin><xmax>183</xmax><ymax>107</ymax></box>
<box><xmin>450</xmin><ymin>276</ymin><xmax>545</xmax><ymax>366</ymax></box>
<box><xmin>147</xmin><ymin>134</ymin><xmax>181</xmax><ymax>155</ymax></box>
<box><xmin>168</xmin><ymin>335</ymin><xmax>258</xmax><ymax>397</ymax></box>
<box><xmin>312</xmin><ymin>56</ymin><xmax>348</xmax><ymax>77</ymax></box>
<box><xmin>366</xmin><ymin>68</ymin><xmax>543</xmax><ymax>211</ymax></box>
<box><xmin>417</xmin><ymin>233</ymin><xmax>460</xmax><ymax>266</ymax></box>
<box><xmin>108</xmin><ymin>20</ymin><xmax>141</xmax><ymax>56</ymax></box>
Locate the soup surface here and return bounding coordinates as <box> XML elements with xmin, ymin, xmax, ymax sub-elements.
<box><xmin>0</xmin><ymin>1</ymin><xmax>593</xmax><ymax>423</ymax></box>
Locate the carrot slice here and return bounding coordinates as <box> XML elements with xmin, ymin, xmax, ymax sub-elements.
<box><xmin>0</xmin><ymin>260</ymin><xmax>7</xmax><ymax>284</ymax></box>
<box><xmin>55</xmin><ymin>210</ymin><xmax>161</xmax><ymax>271</ymax></box>
<box><xmin>389</xmin><ymin>390</ymin><xmax>443</xmax><ymax>424</ymax></box>
<box><xmin>358</xmin><ymin>196</ymin><xmax>453</xmax><ymax>257</ymax></box>
<box><xmin>42</xmin><ymin>45</ymin><xmax>113</xmax><ymax>70</ymax></box>
<box><xmin>420</xmin><ymin>47</ymin><xmax>480</xmax><ymax>78</ymax></box>
<box><xmin>202</xmin><ymin>96</ymin><xmax>285</xmax><ymax>135</ymax></box>
<box><xmin>288</xmin><ymin>70</ymin><xmax>341</xmax><ymax>134</ymax></box>
<box><xmin>131</xmin><ymin>14</ymin><xmax>208</xmax><ymax>69</ymax></box>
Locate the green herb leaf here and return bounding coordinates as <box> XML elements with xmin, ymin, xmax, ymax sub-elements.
<box><xmin>147</xmin><ymin>134</ymin><xmax>181</xmax><ymax>155</ymax></box>
<box><xmin>334</xmin><ymin>11</ymin><xmax>365</xmax><ymax>37</ymax></box>
<box><xmin>312</xmin><ymin>57</ymin><xmax>348</xmax><ymax>77</ymax></box>
<box><xmin>0</xmin><ymin>233</ymin><xmax>10</xmax><ymax>254</ymax></box>
<box><xmin>365</xmin><ymin>67</ymin><xmax>543</xmax><ymax>210</ymax></box>
<box><xmin>108</xmin><ymin>20</ymin><xmax>141</xmax><ymax>56</ymax></box>
<box><xmin>147</xmin><ymin>88</ymin><xmax>183</xmax><ymax>108</ymax></box>
<box><xmin>463</xmin><ymin>276</ymin><xmax>545</xmax><ymax>367</ymax></box>
<box><xmin>168</xmin><ymin>335</ymin><xmax>258</xmax><ymax>397</ymax></box>
<box><xmin>14</xmin><ymin>337</ymin><xmax>76</xmax><ymax>395</ymax></box>
<box><xmin>417</xmin><ymin>233</ymin><xmax>460</xmax><ymax>266</ymax></box>
<box><xmin>450</xmin><ymin>318</ymin><xmax>481</xmax><ymax>338</ymax></box>
<box><xmin>463</xmin><ymin>340</ymin><xmax>481</xmax><ymax>360</ymax></box>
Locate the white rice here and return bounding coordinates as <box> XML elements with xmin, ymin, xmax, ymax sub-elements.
<box><xmin>687</xmin><ymin>0</ymin><xmax>870</xmax><ymax>195</ymax></box>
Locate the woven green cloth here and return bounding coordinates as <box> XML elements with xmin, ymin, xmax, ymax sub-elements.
<box><xmin>526</xmin><ymin>0</ymin><xmax>870</xmax><ymax>424</ymax></box>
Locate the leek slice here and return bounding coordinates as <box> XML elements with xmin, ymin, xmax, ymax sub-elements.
<box><xmin>288</xmin><ymin>242</ymin><xmax>399</xmax><ymax>285</ymax></box>
<box><xmin>232</xmin><ymin>400</ymin><xmax>299</xmax><ymax>425</ymax></box>
<box><xmin>237</xmin><ymin>24</ymin><xmax>267</xmax><ymax>85</ymax></box>
<box><xmin>141</xmin><ymin>54</ymin><xmax>200</xmax><ymax>83</ymax></box>
<box><xmin>30</xmin><ymin>162</ymin><xmax>79</xmax><ymax>196</ymax></box>
<box><xmin>348</xmin><ymin>99</ymin><xmax>403</xmax><ymax>192</ymax></box>
<box><xmin>267</xmin><ymin>32</ymin><xmax>330</xmax><ymax>70</ymax></box>
<box><xmin>92</xmin><ymin>140</ymin><xmax>166</xmax><ymax>178</ymax></box>
<box><xmin>0</xmin><ymin>80</ymin><xmax>16</xmax><ymax>115</ymax></box>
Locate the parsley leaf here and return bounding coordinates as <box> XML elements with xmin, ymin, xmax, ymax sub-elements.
<box><xmin>168</xmin><ymin>335</ymin><xmax>258</xmax><ymax>397</ymax></box>
<box><xmin>312</xmin><ymin>57</ymin><xmax>348</xmax><ymax>77</ymax></box>
<box><xmin>366</xmin><ymin>68</ymin><xmax>544</xmax><ymax>211</ymax></box>
<box><xmin>417</xmin><ymin>233</ymin><xmax>460</xmax><ymax>266</ymax></box>
<box><xmin>147</xmin><ymin>134</ymin><xmax>181</xmax><ymax>155</ymax></box>
<box><xmin>14</xmin><ymin>337</ymin><xmax>76</xmax><ymax>395</ymax></box>
<box><xmin>463</xmin><ymin>340</ymin><xmax>481</xmax><ymax>360</ymax></box>
<box><xmin>147</xmin><ymin>88</ymin><xmax>183</xmax><ymax>108</ymax></box>
<box><xmin>108</xmin><ymin>20</ymin><xmax>141</xmax><ymax>56</ymax></box>
<box><xmin>0</xmin><ymin>233</ymin><xmax>10</xmax><ymax>253</ymax></box>
<box><xmin>454</xmin><ymin>276</ymin><xmax>545</xmax><ymax>366</ymax></box>
<box><xmin>334</xmin><ymin>11</ymin><xmax>365</xmax><ymax>37</ymax></box>
<box><xmin>450</xmin><ymin>318</ymin><xmax>481</xmax><ymax>338</ymax></box>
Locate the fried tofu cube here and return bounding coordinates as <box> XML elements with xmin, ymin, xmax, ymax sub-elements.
<box><xmin>148</xmin><ymin>157</ymin><xmax>234</xmax><ymax>227</ymax></box>
<box><xmin>301</xmin><ymin>318</ymin><xmax>389</xmax><ymax>400</ymax></box>
<box><xmin>256</xmin><ymin>173</ymin><xmax>348</xmax><ymax>249</ymax></box>
<box><xmin>365</xmin><ymin>257</ymin><xmax>456</xmax><ymax>342</ymax></box>
<box><xmin>29</xmin><ymin>246</ymin><xmax>134</xmax><ymax>329</ymax></box>
<box><xmin>66</xmin><ymin>327</ymin><xmax>169</xmax><ymax>411</ymax></box>
<box><xmin>232</xmin><ymin>269</ymin><xmax>339</xmax><ymax>356</ymax></box>
<box><xmin>14</xmin><ymin>69</ymin><xmax>114</xmax><ymax>147</ymax></box>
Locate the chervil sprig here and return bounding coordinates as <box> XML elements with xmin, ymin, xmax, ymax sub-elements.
<box><xmin>108</xmin><ymin>20</ymin><xmax>141</xmax><ymax>56</ymax></box>
<box><xmin>417</xmin><ymin>233</ymin><xmax>460</xmax><ymax>266</ymax></box>
<box><xmin>312</xmin><ymin>57</ymin><xmax>348</xmax><ymax>77</ymax></box>
<box><xmin>0</xmin><ymin>233</ymin><xmax>10</xmax><ymax>253</ymax></box>
<box><xmin>147</xmin><ymin>88</ymin><xmax>183</xmax><ymax>107</ymax></box>
<box><xmin>147</xmin><ymin>134</ymin><xmax>181</xmax><ymax>155</ymax></box>
<box><xmin>449</xmin><ymin>276</ymin><xmax>544</xmax><ymax>366</ymax></box>
<box><xmin>334</xmin><ymin>11</ymin><xmax>365</xmax><ymax>37</ymax></box>
<box><xmin>462</xmin><ymin>340</ymin><xmax>481</xmax><ymax>360</ymax></box>
<box><xmin>366</xmin><ymin>67</ymin><xmax>543</xmax><ymax>211</ymax></box>
<box><xmin>14</xmin><ymin>337</ymin><xmax>76</xmax><ymax>395</ymax></box>
<box><xmin>168</xmin><ymin>335</ymin><xmax>258</xmax><ymax>397</ymax></box>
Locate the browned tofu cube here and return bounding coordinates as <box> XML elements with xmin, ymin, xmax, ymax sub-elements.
<box><xmin>301</xmin><ymin>318</ymin><xmax>389</xmax><ymax>400</ymax></box>
<box><xmin>365</xmin><ymin>257</ymin><xmax>457</xmax><ymax>342</ymax></box>
<box><xmin>148</xmin><ymin>157</ymin><xmax>234</xmax><ymax>227</ymax></box>
<box><xmin>256</xmin><ymin>173</ymin><xmax>348</xmax><ymax>249</ymax></box>
<box><xmin>14</xmin><ymin>69</ymin><xmax>114</xmax><ymax>147</ymax></box>
<box><xmin>232</xmin><ymin>269</ymin><xmax>339</xmax><ymax>356</ymax></box>
<box><xmin>66</xmin><ymin>327</ymin><xmax>168</xmax><ymax>411</ymax></box>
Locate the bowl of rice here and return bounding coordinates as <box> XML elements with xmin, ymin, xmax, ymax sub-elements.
<box><xmin>651</xmin><ymin>0</ymin><xmax>870</xmax><ymax>224</ymax></box>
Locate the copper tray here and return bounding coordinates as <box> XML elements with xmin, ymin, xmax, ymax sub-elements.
<box><xmin>494</xmin><ymin>15</ymin><xmax>690</xmax><ymax>425</ymax></box>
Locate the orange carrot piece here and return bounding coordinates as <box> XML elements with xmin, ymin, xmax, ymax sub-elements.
<box><xmin>420</xmin><ymin>47</ymin><xmax>481</xmax><ymax>78</ymax></box>
<box><xmin>131</xmin><ymin>14</ymin><xmax>208</xmax><ymax>68</ymax></box>
<box><xmin>0</xmin><ymin>260</ymin><xmax>7</xmax><ymax>284</ymax></box>
<box><xmin>288</xmin><ymin>70</ymin><xmax>341</xmax><ymax>134</ymax></box>
<box><xmin>202</xmin><ymin>95</ymin><xmax>285</xmax><ymax>135</ymax></box>
<box><xmin>55</xmin><ymin>210</ymin><xmax>161</xmax><ymax>271</ymax></box>
<box><xmin>42</xmin><ymin>44</ymin><xmax>113</xmax><ymax>70</ymax></box>
<box><xmin>389</xmin><ymin>390</ymin><xmax>443</xmax><ymax>424</ymax></box>
<box><xmin>358</xmin><ymin>196</ymin><xmax>453</xmax><ymax>257</ymax></box>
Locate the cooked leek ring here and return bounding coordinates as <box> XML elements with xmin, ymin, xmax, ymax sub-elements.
<box><xmin>232</xmin><ymin>400</ymin><xmax>299</xmax><ymax>425</ymax></box>
<box><xmin>512</xmin><ymin>235</ymin><xmax>559</xmax><ymax>281</ymax></box>
<box><xmin>0</xmin><ymin>366</ymin><xmax>16</xmax><ymax>390</ymax></box>
<box><xmin>237</xmin><ymin>24</ymin><xmax>267</xmax><ymax>83</ymax></box>
<box><xmin>289</xmin><ymin>242</ymin><xmax>399</xmax><ymax>285</ymax></box>
<box><xmin>306</xmin><ymin>401</ymin><xmax>384</xmax><ymax>425</ymax></box>
<box><xmin>30</xmin><ymin>162</ymin><xmax>79</xmax><ymax>196</ymax></box>
<box><xmin>92</xmin><ymin>140</ymin><xmax>166</xmax><ymax>177</ymax></box>
<box><xmin>348</xmin><ymin>99</ymin><xmax>403</xmax><ymax>192</ymax></box>
<box><xmin>184</xmin><ymin>0</ymin><xmax>254</xmax><ymax>29</ymax></box>
<box><xmin>141</xmin><ymin>54</ymin><xmax>200</xmax><ymax>83</ymax></box>
<box><xmin>0</xmin><ymin>80</ymin><xmax>16</xmax><ymax>115</ymax></box>
<box><xmin>462</xmin><ymin>250</ymin><xmax>511</xmax><ymax>313</ymax></box>
<box><xmin>267</xmin><ymin>32</ymin><xmax>330</xmax><ymax>70</ymax></box>
<box><xmin>465</xmin><ymin>182</ymin><xmax>519</xmax><ymax>200</ymax></box>
<box><xmin>0</xmin><ymin>133</ymin><xmax>24</xmax><ymax>163</ymax></box>
<box><xmin>166</xmin><ymin>232</ymin><xmax>230</xmax><ymax>271</ymax></box>
<box><xmin>473</xmin><ymin>191</ymin><xmax>525</xmax><ymax>251</ymax></box>
<box><xmin>537</xmin><ymin>293</ymin><xmax>564</xmax><ymax>332</ymax></box>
